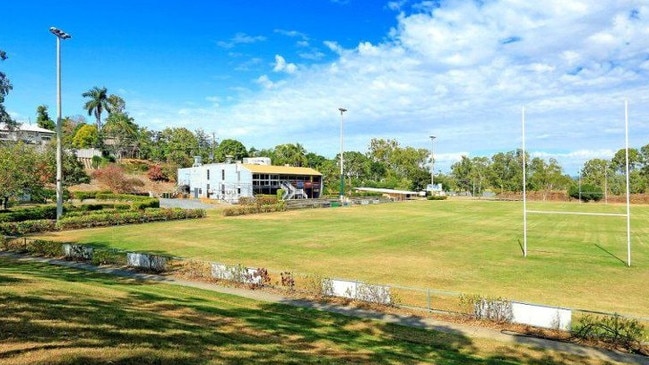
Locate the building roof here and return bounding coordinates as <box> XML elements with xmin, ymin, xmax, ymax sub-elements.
<box><xmin>242</xmin><ymin>164</ymin><xmax>322</xmax><ymax>176</ymax></box>
<box><xmin>0</xmin><ymin>123</ymin><xmax>56</xmax><ymax>134</ymax></box>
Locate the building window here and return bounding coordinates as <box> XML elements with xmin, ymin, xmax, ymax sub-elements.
<box><xmin>207</xmin><ymin>169</ymin><xmax>210</xmax><ymax>180</ymax></box>
<box><xmin>222</xmin><ymin>169</ymin><xmax>225</xmax><ymax>180</ymax></box>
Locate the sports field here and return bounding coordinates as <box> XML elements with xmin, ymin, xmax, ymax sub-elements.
<box><xmin>40</xmin><ymin>199</ymin><xmax>649</xmax><ymax>317</ymax></box>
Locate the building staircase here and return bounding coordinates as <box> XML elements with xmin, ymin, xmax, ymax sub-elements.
<box><xmin>280</xmin><ymin>181</ymin><xmax>308</xmax><ymax>200</ymax></box>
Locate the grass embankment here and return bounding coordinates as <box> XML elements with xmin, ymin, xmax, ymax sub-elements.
<box><xmin>0</xmin><ymin>257</ymin><xmax>622</xmax><ymax>364</ymax></box>
<box><xmin>38</xmin><ymin>199</ymin><xmax>649</xmax><ymax>317</ymax></box>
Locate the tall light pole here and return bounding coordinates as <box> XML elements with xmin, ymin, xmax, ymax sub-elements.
<box><xmin>338</xmin><ymin>107</ymin><xmax>347</xmax><ymax>202</ymax></box>
<box><xmin>429</xmin><ymin>135</ymin><xmax>436</xmax><ymax>187</ymax></box>
<box><xmin>50</xmin><ymin>26</ymin><xmax>71</xmax><ymax>220</ymax></box>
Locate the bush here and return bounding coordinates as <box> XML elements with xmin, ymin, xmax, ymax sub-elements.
<box><xmin>573</xmin><ymin>313</ymin><xmax>646</xmax><ymax>353</ymax></box>
<box><xmin>131</xmin><ymin>198</ymin><xmax>160</xmax><ymax>211</ymax></box>
<box><xmin>427</xmin><ymin>195</ymin><xmax>448</xmax><ymax>200</ymax></box>
<box><xmin>459</xmin><ymin>294</ymin><xmax>513</xmax><ymax>323</ymax></box>
<box><xmin>568</xmin><ymin>184</ymin><xmax>603</xmax><ymax>202</ymax></box>
<box><xmin>91</xmin><ymin>164</ymin><xmax>144</xmax><ymax>193</ymax></box>
<box><xmin>147</xmin><ymin>164</ymin><xmax>170</xmax><ymax>182</ymax></box>
<box><xmin>91</xmin><ymin>248</ymin><xmax>127</xmax><ymax>266</ymax></box>
<box><xmin>27</xmin><ymin>239</ymin><xmax>63</xmax><ymax>257</ymax></box>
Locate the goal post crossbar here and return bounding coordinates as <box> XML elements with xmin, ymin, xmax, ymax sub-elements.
<box><xmin>526</xmin><ymin>210</ymin><xmax>628</xmax><ymax>217</ymax></box>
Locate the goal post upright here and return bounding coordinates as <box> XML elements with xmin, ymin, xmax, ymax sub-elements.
<box><xmin>522</xmin><ymin>106</ymin><xmax>528</xmax><ymax>258</ymax></box>
<box><xmin>625</xmin><ymin>100</ymin><xmax>631</xmax><ymax>267</ymax></box>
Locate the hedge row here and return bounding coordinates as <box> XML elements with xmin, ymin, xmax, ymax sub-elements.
<box><xmin>0</xmin><ymin>208</ymin><xmax>206</xmax><ymax>235</ymax></box>
<box><xmin>0</xmin><ymin>206</ymin><xmax>58</xmax><ymax>223</ymax></box>
<box><xmin>222</xmin><ymin>203</ymin><xmax>286</xmax><ymax>217</ymax></box>
<box><xmin>95</xmin><ymin>193</ymin><xmax>153</xmax><ymax>202</ymax></box>
<box><xmin>57</xmin><ymin>208</ymin><xmax>205</xmax><ymax>229</ymax></box>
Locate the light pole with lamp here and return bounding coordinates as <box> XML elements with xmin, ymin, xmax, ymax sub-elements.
<box><xmin>338</xmin><ymin>107</ymin><xmax>347</xmax><ymax>202</ymax></box>
<box><xmin>50</xmin><ymin>26</ymin><xmax>71</xmax><ymax>220</ymax></box>
<box><xmin>429</xmin><ymin>135</ymin><xmax>436</xmax><ymax>189</ymax></box>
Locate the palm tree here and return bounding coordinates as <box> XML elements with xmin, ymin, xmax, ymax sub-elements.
<box><xmin>82</xmin><ymin>86</ymin><xmax>109</xmax><ymax>130</ymax></box>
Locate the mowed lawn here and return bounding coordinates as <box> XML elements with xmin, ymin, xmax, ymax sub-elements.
<box><xmin>0</xmin><ymin>257</ymin><xmax>627</xmax><ymax>365</ymax></box>
<box><xmin>40</xmin><ymin>199</ymin><xmax>649</xmax><ymax>317</ymax></box>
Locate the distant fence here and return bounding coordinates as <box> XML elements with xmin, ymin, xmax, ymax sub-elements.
<box><xmin>2</xmin><ymin>236</ymin><xmax>648</xmax><ymax>332</ymax></box>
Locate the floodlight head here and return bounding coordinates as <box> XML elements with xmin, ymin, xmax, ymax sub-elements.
<box><xmin>430</xmin><ymin>135</ymin><xmax>436</xmax><ymax>140</ymax></box>
<box><xmin>50</xmin><ymin>26</ymin><xmax>71</xmax><ymax>39</ymax></box>
<box><xmin>339</xmin><ymin>107</ymin><xmax>347</xmax><ymax>114</ymax></box>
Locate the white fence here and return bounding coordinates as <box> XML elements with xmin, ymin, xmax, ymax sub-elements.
<box><xmin>511</xmin><ymin>302</ymin><xmax>572</xmax><ymax>331</ymax></box>
<box><xmin>127</xmin><ymin>253</ymin><xmax>167</xmax><ymax>272</ymax></box>
<box><xmin>324</xmin><ymin>279</ymin><xmax>391</xmax><ymax>305</ymax></box>
<box><xmin>211</xmin><ymin>263</ymin><xmax>263</xmax><ymax>285</ymax></box>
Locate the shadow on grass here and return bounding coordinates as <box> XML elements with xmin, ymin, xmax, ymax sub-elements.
<box><xmin>593</xmin><ymin>243</ymin><xmax>626</xmax><ymax>265</ymax></box>
<box><xmin>0</xmin><ymin>257</ymin><xmax>624</xmax><ymax>365</ymax></box>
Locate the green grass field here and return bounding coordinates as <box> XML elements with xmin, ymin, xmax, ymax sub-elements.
<box><xmin>0</xmin><ymin>257</ymin><xmax>625</xmax><ymax>364</ymax></box>
<box><xmin>39</xmin><ymin>199</ymin><xmax>649</xmax><ymax>317</ymax></box>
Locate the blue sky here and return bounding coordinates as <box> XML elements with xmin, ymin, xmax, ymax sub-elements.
<box><xmin>2</xmin><ymin>0</ymin><xmax>649</xmax><ymax>174</ymax></box>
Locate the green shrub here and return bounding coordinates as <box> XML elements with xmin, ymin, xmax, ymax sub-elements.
<box><xmin>91</xmin><ymin>248</ymin><xmax>127</xmax><ymax>265</ymax></box>
<box><xmin>131</xmin><ymin>198</ymin><xmax>160</xmax><ymax>211</ymax></box>
<box><xmin>96</xmin><ymin>193</ymin><xmax>151</xmax><ymax>202</ymax></box>
<box><xmin>568</xmin><ymin>184</ymin><xmax>603</xmax><ymax>202</ymax></box>
<box><xmin>427</xmin><ymin>195</ymin><xmax>448</xmax><ymax>200</ymax></box>
<box><xmin>27</xmin><ymin>239</ymin><xmax>63</xmax><ymax>257</ymax></box>
<box><xmin>573</xmin><ymin>313</ymin><xmax>646</xmax><ymax>353</ymax></box>
<box><xmin>0</xmin><ymin>219</ymin><xmax>57</xmax><ymax>236</ymax></box>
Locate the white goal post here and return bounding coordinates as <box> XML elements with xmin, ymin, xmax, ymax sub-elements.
<box><xmin>521</xmin><ymin>101</ymin><xmax>632</xmax><ymax>267</ymax></box>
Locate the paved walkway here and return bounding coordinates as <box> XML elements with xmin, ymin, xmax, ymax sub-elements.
<box><xmin>2</xmin><ymin>252</ymin><xmax>647</xmax><ymax>365</ymax></box>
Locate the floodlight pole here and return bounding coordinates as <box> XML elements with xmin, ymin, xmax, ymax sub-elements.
<box><xmin>429</xmin><ymin>135</ymin><xmax>436</xmax><ymax>187</ymax></box>
<box><xmin>625</xmin><ymin>100</ymin><xmax>631</xmax><ymax>267</ymax></box>
<box><xmin>339</xmin><ymin>107</ymin><xmax>347</xmax><ymax>202</ymax></box>
<box><xmin>50</xmin><ymin>26</ymin><xmax>71</xmax><ymax>221</ymax></box>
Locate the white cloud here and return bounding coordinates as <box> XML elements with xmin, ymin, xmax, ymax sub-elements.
<box><xmin>217</xmin><ymin>33</ymin><xmax>266</xmax><ymax>48</ymax></box>
<box><xmin>273</xmin><ymin>55</ymin><xmax>298</xmax><ymax>74</ymax></box>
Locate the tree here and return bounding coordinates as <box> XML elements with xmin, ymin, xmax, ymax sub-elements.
<box><xmin>157</xmin><ymin>127</ymin><xmax>199</xmax><ymax>167</ymax></box>
<box><xmin>528</xmin><ymin>157</ymin><xmax>570</xmax><ymax>200</ymax></box>
<box><xmin>611</xmin><ymin>148</ymin><xmax>641</xmax><ymax>173</ymax></box>
<box><xmin>214</xmin><ymin>138</ymin><xmax>248</xmax><ymax>162</ymax></box>
<box><xmin>72</xmin><ymin>124</ymin><xmax>100</xmax><ymax>148</ymax></box>
<box><xmin>82</xmin><ymin>86</ymin><xmax>109</xmax><ymax>130</ymax></box>
<box><xmin>305</xmin><ymin>152</ymin><xmax>327</xmax><ymax>169</ymax></box>
<box><xmin>488</xmin><ymin>150</ymin><xmax>526</xmax><ymax>193</ymax></box>
<box><xmin>36</xmin><ymin>105</ymin><xmax>55</xmax><ymax>130</ymax></box>
<box><xmin>0</xmin><ymin>142</ymin><xmax>42</xmax><ymax>209</ymax></box>
<box><xmin>103</xmin><ymin>112</ymin><xmax>139</xmax><ymax>158</ymax></box>
<box><xmin>38</xmin><ymin>142</ymin><xmax>89</xmax><ymax>187</ymax></box>
<box><xmin>106</xmin><ymin>94</ymin><xmax>126</xmax><ymax>115</ymax></box>
<box><xmin>273</xmin><ymin>143</ymin><xmax>307</xmax><ymax>167</ymax></box>
<box><xmin>0</xmin><ymin>49</ymin><xmax>15</xmax><ymax>127</ymax></box>
<box><xmin>450</xmin><ymin>156</ymin><xmax>473</xmax><ymax>192</ymax></box>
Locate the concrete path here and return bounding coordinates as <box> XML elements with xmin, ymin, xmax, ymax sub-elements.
<box><xmin>2</xmin><ymin>252</ymin><xmax>647</xmax><ymax>365</ymax></box>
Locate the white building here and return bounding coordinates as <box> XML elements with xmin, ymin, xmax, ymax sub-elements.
<box><xmin>0</xmin><ymin>123</ymin><xmax>55</xmax><ymax>145</ymax></box>
<box><xmin>178</xmin><ymin>157</ymin><xmax>324</xmax><ymax>203</ymax></box>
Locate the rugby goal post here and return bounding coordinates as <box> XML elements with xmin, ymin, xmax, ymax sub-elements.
<box><xmin>521</xmin><ymin>101</ymin><xmax>632</xmax><ymax>267</ymax></box>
